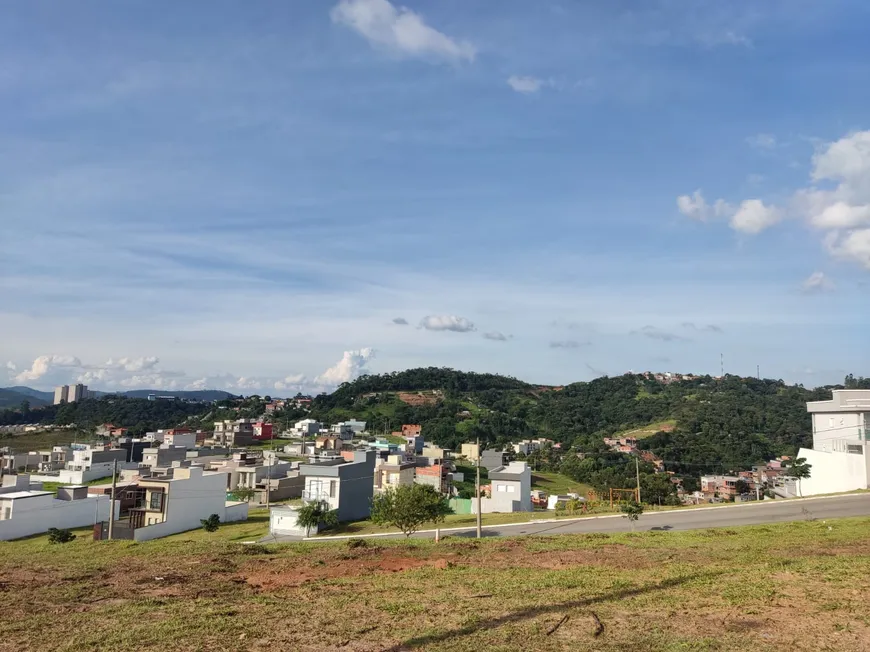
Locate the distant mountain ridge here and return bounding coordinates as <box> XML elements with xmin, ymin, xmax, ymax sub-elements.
<box><xmin>0</xmin><ymin>387</ymin><xmax>236</xmax><ymax>405</ymax></box>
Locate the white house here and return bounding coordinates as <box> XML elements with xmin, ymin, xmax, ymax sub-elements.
<box><xmin>125</xmin><ymin>464</ymin><xmax>248</xmax><ymax>541</ymax></box>
<box><xmin>473</xmin><ymin>461</ymin><xmax>532</xmax><ymax>513</ymax></box>
<box><xmin>163</xmin><ymin>432</ymin><xmax>197</xmax><ymax>449</ymax></box>
<box><xmin>796</xmin><ymin>390</ymin><xmax>870</xmax><ymax>496</ymax></box>
<box><xmin>0</xmin><ymin>484</ymin><xmax>117</xmax><ymax>541</ymax></box>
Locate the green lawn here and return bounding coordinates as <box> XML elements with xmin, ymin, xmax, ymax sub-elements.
<box><xmin>531</xmin><ymin>471</ymin><xmax>592</xmax><ymax>496</ymax></box>
<box><xmin>3</xmin><ymin>517</ymin><xmax>870</xmax><ymax>650</ymax></box>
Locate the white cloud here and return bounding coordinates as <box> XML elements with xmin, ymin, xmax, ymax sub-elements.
<box><xmin>316</xmin><ymin>348</ymin><xmax>375</xmax><ymax>386</ymax></box>
<box><xmin>13</xmin><ymin>355</ymin><xmax>83</xmax><ymax>383</ymax></box>
<box><xmin>105</xmin><ymin>356</ymin><xmax>160</xmax><ymax>372</ymax></box>
<box><xmin>676</xmin><ymin>190</ymin><xmax>731</xmax><ymax>222</ymax></box>
<box><xmin>825</xmin><ymin>229</ymin><xmax>870</xmax><ymax>270</ymax></box>
<box><xmin>482</xmin><ymin>331</ymin><xmax>509</xmax><ymax>341</ymax></box>
<box><xmin>330</xmin><ymin>0</ymin><xmax>475</xmax><ymax>63</ymax></box>
<box><xmin>274</xmin><ymin>373</ymin><xmax>307</xmax><ymax>391</ymax></box>
<box><xmin>810</xmin><ymin>202</ymin><xmax>870</xmax><ymax>229</ymax></box>
<box><xmin>507</xmin><ymin>76</ymin><xmax>544</xmax><ymax>94</ymax></box>
<box><xmin>801</xmin><ymin>271</ymin><xmax>835</xmax><ymax>293</ymax></box>
<box><xmin>729</xmin><ymin>199</ymin><xmax>781</xmax><ymax>234</ymax></box>
<box><xmin>5</xmin><ymin>361</ymin><xmax>16</xmax><ymax>372</ymax></box>
<box><xmin>746</xmin><ymin>133</ymin><xmax>776</xmax><ymax>150</ymax></box>
<box><xmin>419</xmin><ymin>315</ymin><xmax>476</xmax><ymax>332</ymax></box>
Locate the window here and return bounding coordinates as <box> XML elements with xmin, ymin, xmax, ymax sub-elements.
<box><xmin>149</xmin><ymin>492</ymin><xmax>164</xmax><ymax>511</ymax></box>
<box><xmin>507</xmin><ymin>485</ymin><xmax>515</xmax><ymax>493</ymax></box>
<box><xmin>329</xmin><ymin>480</ymin><xmax>337</xmax><ymax>498</ymax></box>
<box><xmin>2</xmin><ymin>506</ymin><xmax>10</xmax><ymax>520</ymax></box>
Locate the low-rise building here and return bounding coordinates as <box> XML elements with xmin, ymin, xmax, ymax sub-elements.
<box><xmin>0</xmin><ymin>484</ymin><xmax>116</xmax><ymax>541</ymax></box>
<box><xmin>460</xmin><ymin>443</ymin><xmax>480</xmax><ymax>461</ymax></box>
<box><xmin>374</xmin><ymin>454</ymin><xmax>416</xmax><ymax>492</ymax></box>
<box><xmin>1</xmin><ymin>452</ymin><xmax>41</xmax><ymax>474</ymax></box>
<box><xmin>299</xmin><ymin>450</ymin><xmax>377</xmax><ymax>522</ymax></box>
<box><xmin>121</xmin><ymin>464</ymin><xmax>248</xmax><ymax>541</ymax></box>
<box><xmin>473</xmin><ymin>461</ymin><xmax>532</xmax><ymax>513</ymax></box>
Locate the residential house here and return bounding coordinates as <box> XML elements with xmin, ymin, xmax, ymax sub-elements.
<box><xmin>374</xmin><ymin>454</ymin><xmax>416</xmax><ymax>492</ymax></box>
<box><xmin>213</xmin><ymin>419</ymin><xmax>256</xmax><ymax>447</ymax></box>
<box><xmin>299</xmin><ymin>450</ymin><xmax>377</xmax><ymax>522</ymax></box>
<box><xmin>0</xmin><ymin>474</ymin><xmax>43</xmax><ymax>495</ymax></box>
<box><xmin>480</xmin><ymin>450</ymin><xmax>506</xmax><ymax>472</ymax></box>
<box><xmin>639</xmin><ymin>450</ymin><xmax>665</xmax><ymax>473</ymax></box>
<box><xmin>36</xmin><ymin>446</ymin><xmax>71</xmax><ymax>472</ymax></box>
<box><xmin>315</xmin><ymin>435</ymin><xmax>342</xmax><ymax>451</ymax></box>
<box><xmin>0</xmin><ymin>484</ymin><xmax>116</xmax><ymax>541</ymax></box>
<box><xmin>1</xmin><ymin>452</ymin><xmax>41</xmax><ymax>474</ymax></box>
<box><xmin>207</xmin><ymin>452</ymin><xmax>292</xmax><ymax>492</ymax></box>
<box><xmin>163</xmin><ymin>430</ymin><xmax>196</xmax><ymax>449</ymax></box>
<box><xmin>141</xmin><ymin>446</ymin><xmax>188</xmax><ymax>470</ymax></box>
<box><xmin>401</xmin><ymin>424</ymin><xmax>422</xmax><ymax>437</ymax></box>
<box><xmin>253</xmin><ymin>422</ymin><xmax>274</xmax><ymax>440</ymax></box>
<box><xmin>336</xmin><ymin>419</ymin><xmax>366</xmax><ymax>435</ymax></box>
<box><xmin>512</xmin><ymin>439</ymin><xmax>552</xmax><ymax>455</ymax></box>
<box><xmin>700</xmin><ymin>475</ymin><xmax>739</xmax><ymax>499</ymax></box>
<box><xmin>253</xmin><ymin>472</ymin><xmax>304</xmax><ymax>505</ymax></box>
<box><xmin>290</xmin><ymin>419</ymin><xmax>322</xmax><ymax>439</ymax></box>
<box><xmin>121</xmin><ymin>464</ymin><xmax>248</xmax><ymax>541</ymax></box>
<box><xmin>329</xmin><ymin>423</ymin><xmax>355</xmax><ymax>440</ymax></box>
<box><xmin>795</xmin><ymin>389</ymin><xmax>870</xmax><ymax>496</ymax></box>
<box><xmin>460</xmin><ymin>443</ymin><xmax>480</xmax><ymax>461</ymax></box>
<box><xmin>474</xmin><ymin>462</ymin><xmax>532</xmax><ymax>513</ymax></box>
<box><xmin>61</xmin><ymin>446</ymin><xmax>129</xmax><ymax>483</ymax></box>
<box><xmin>88</xmin><ymin>482</ymin><xmax>143</xmax><ymax>517</ymax></box>
<box><xmin>415</xmin><ymin>462</ymin><xmax>450</xmax><ymax>494</ymax></box>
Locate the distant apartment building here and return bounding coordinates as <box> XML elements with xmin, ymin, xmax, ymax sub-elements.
<box><xmin>53</xmin><ymin>384</ymin><xmax>89</xmax><ymax>404</ymax></box>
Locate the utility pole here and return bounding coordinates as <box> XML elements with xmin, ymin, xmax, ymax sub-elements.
<box><xmin>107</xmin><ymin>458</ymin><xmax>118</xmax><ymax>540</ymax></box>
<box><xmin>475</xmin><ymin>436</ymin><xmax>482</xmax><ymax>539</ymax></box>
<box><xmin>635</xmin><ymin>454</ymin><xmax>641</xmax><ymax>504</ymax></box>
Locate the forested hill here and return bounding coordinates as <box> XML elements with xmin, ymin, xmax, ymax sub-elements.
<box><xmin>307</xmin><ymin>368</ymin><xmax>860</xmax><ymax>475</ymax></box>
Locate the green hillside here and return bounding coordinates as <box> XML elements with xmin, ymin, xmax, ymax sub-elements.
<box><xmin>296</xmin><ymin>368</ymin><xmax>865</xmax><ymax>499</ymax></box>
<box><xmin>0</xmin><ymin>388</ymin><xmax>50</xmax><ymax>409</ymax></box>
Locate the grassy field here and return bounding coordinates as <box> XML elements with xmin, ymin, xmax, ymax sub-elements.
<box><xmin>3</xmin><ymin>516</ymin><xmax>870</xmax><ymax>651</ymax></box>
<box><xmin>531</xmin><ymin>471</ymin><xmax>593</xmax><ymax>496</ymax></box>
<box><xmin>612</xmin><ymin>419</ymin><xmax>677</xmax><ymax>439</ymax></box>
<box><xmin>0</xmin><ymin>429</ymin><xmax>90</xmax><ymax>453</ymax></box>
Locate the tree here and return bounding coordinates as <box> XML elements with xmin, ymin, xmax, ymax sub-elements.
<box><xmin>370</xmin><ymin>484</ymin><xmax>453</xmax><ymax>537</ymax></box>
<box><xmin>48</xmin><ymin>528</ymin><xmax>76</xmax><ymax>544</ymax></box>
<box><xmin>620</xmin><ymin>500</ymin><xmax>644</xmax><ymax>532</ymax></box>
<box><xmin>296</xmin><ymin>500</ymin><xmax>339</xmax><ymax>536</ymax></box>
<box><xmin>785</xmin><ymin>457</ymin><xmax>812</xmax><ymax>497</ymax></box>
<box><xmin>200</xmin><ymin>514</ymin><xmax>221</xmax><ymax>532</ymax></box>
<box><xmin>229</xmin><ymin>488</ymin><xmax>257</xmax><ymax>502</ymax></box>
<box><xmin>734</xmin><ymin>479</ymin><xmax>750</xmax><ymax>496</ymax></box>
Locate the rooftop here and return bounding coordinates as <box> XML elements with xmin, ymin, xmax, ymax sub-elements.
<box><xmin>0</xmin><ymin>490</ymin><xmax>53</xmax><ymax>500</ymax></box>
<box><xmin>807</xmin><ymin>389</ymin><xmax>870</xmax><ymax>413</ymax></box>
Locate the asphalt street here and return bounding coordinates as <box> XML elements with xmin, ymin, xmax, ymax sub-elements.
<box><xmin>282</xmin><ymin>494</ymin><xmax>870</xmax><ymax>543</ymax></box>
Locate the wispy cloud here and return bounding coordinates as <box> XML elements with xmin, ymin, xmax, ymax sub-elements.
<box><xmin>392</xmin><ymin>317</ymin><xmax>409</xmax><ymax>325</ymax></box>
<box><xmin>419</xmin><ymin>315</ymin><xmax>476</xmax><ymax>333</ymax></box>
<box><xmin>507</xmin><ymin>75</ymin><xmax>545</xmax><ymax>94</ymax></box>
<box><xmin>483</xmin><ymin>331</ymin><xmax>510</xmax><ymax>341</ymax></box>
<box><xmin>681</xmin><ymin>322</ymin><xmax>723</xmax><ymax>333</ymax></box>
<box><xmin>746</xmin><ymin>133</ymin><xmax>776</xmax><ymax>150</ymax></box>
<box><xmin>549</xmin><ymin>340</ymin><xmax>590</xmax><ymax>349</ymax></box>
<box><xmin>801</xmin><ymin>271</ymin><xmax>835</xmax><ymax>294</ymax></box>
<box><xmin>677</xmin><ymin>190</ymin><xmax>780</xmax><ymax>234</ymax></box>
<box><xmin>330</xmin><ymin>0</ymin><xmax>475</xmax><ymax>63</ymax></box>
<box><xmin>631</xmin><ymin>326</ymin><xmax>689</xmax><ymax>342</ymax></box>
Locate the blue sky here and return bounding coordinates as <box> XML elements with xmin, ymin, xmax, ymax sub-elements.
<box><xmin>2</xmin><ymin>0</ymin><xmax>869</xmax><ymax>394</ymax></box>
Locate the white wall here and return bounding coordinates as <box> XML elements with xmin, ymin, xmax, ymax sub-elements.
<box><xmin>813</xmin><ymin>412</ymin><xmax>867</xmax><ymax>451</ymax></box>
<box><xmin>134</xmin><ymin>469</ymin><xmax>231</xmax><ymax>540</ymax></box>
<box><xmin>164</xmin><ymin>433</ymin><xmax>196</xmax><ymax>449</ymax></box>
<box><xmin>794</xmin><ymin>446</ymin><xmax>870</xmax><ymax>496</ymax></box>
<box><xmin>269</xmin><ymin>507</ymin><xmax>318</xmax><ymax>537</ymax></box>
<box><xmin>0</xmin><ymin>494</ymin><xmax>115</xmax><ymax>541</ymax></box>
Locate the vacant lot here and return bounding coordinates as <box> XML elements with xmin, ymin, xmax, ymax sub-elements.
<box><xmin>531</xmin><ymin>471</ymin><xmax>593</xmax><ymax>496</ymax></box>
<box><xmin>2</xmin><ymin>517</ymin><xmax>870</xmax><ymax>651</ymax></box>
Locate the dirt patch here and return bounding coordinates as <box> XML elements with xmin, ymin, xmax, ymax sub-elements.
<box><xmin>396</xmin><ymin>391</ymin><xmax>442</xmax><ymax>406</ymax></box>
<box><xmin>239</xmin><ymin>551</ymin><xmax>461</xmax><ymax>590</ymax></box>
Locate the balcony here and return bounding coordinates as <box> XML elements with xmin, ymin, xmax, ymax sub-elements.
<box><xmin>302</xmin><ymin>490</ymin><xmax>331</xmax><ymax>503</ymax></box>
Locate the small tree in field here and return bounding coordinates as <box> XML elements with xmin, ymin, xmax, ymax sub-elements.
<box><xmin>229</xmin><ymin>487</ymin><xmax>257</xmax><ymax>503</ymax></box>
<box><xmin>785</xmin><ymin>457</ymin><xmax>812</xmax><ymax>497</ymax></box>
<box><xmin>296</xmin><ymin>500</ymin><xmax>338</xmax><ymax>536</ymax></box>
<box><xmin>200</xmin><ymin>514</ymin><xmax>221</xmax><ymax>532</ymax></box>
<box><xmin>48</xmin><ymin>528</ymin><xmax>76</xmax><ymax>544</ymax></box>
<box><xmin>370</xmin><ymin>484</ymin><xmax>453</xmax><ymax>537</ymax></box>
<box><xmin>620</xmin><ymin>500</ymin><xmax>644</xmax><ymax>532</ymax></box>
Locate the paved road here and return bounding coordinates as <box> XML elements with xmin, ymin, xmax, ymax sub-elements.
<box><xmin>284</xmin><ymin>494</ymin><xmax>870</xmax><ymax>544</ymax></box>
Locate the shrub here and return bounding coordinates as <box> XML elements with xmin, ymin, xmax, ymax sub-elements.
<box><xmin>48</xmin><ymin>528</ymin><xmax>76</xmax><ymax>544</ymax></box>
<box><xmin>201</xmin><ymin>514</ymin><xmax>221</xmax><ymax>532</ymax></box>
